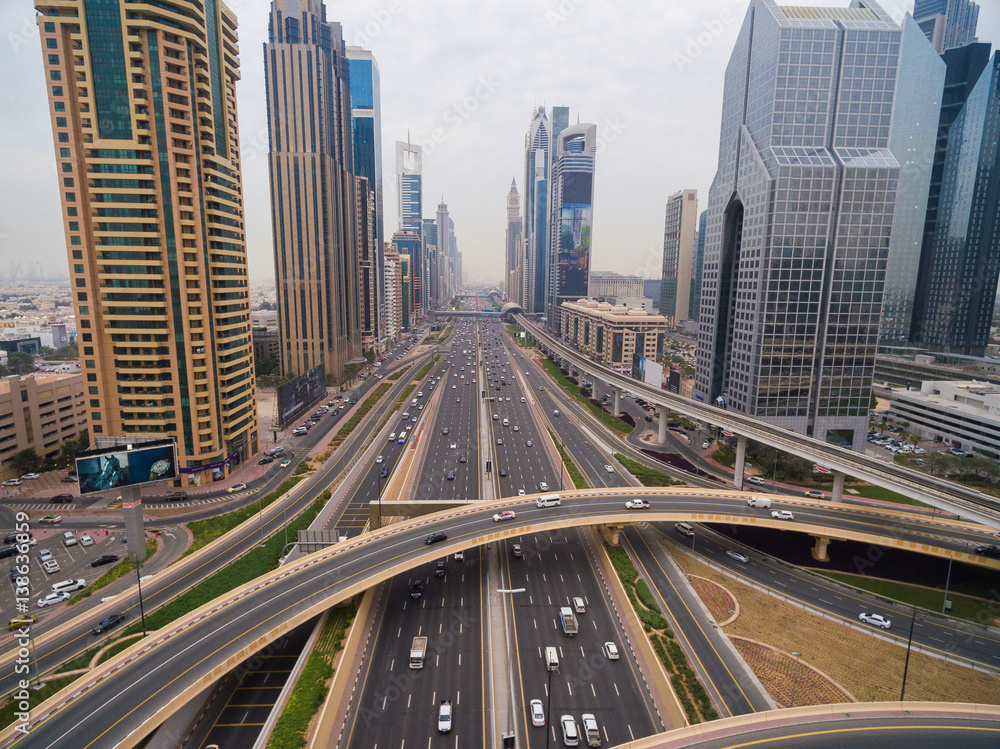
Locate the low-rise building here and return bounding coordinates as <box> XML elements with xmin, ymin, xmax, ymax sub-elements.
<box><xmin>0</xmin><ymin>373</ymin><xmax>88</xmax><ymax>482</ymax></box>
<box><xmin>890</xmin><ymin>380</ymin><xmax>1000</xmax><ymax>457</ymax></box>
<box><xmin>560</xmin><ymin>299</ymin><xmax>668</xmax><ymax>370</ymax></box>
<box><xmin>252</xmin><ymin>327</ymin><xmax>280</xmax><ymax>364</ymax></box>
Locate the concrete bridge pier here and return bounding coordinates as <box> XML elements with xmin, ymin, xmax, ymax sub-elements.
<box><xmin>733</xmin><ymin>436</ymin><xmax>747</xmax><ymax>490</ymax></box>
<box><xmin>597</xmin><ymin>524</ymin><xmax>624</xmax><ymax>545</ymax></box>
<box><xmin>613</xmin><ymin>388</ymin><xmax>622</xmax><ymax>417</ymax></box>
<box><xmin>811</xmin><ymin>535</ymin><xmax>832</xmax><ymax>562</ymax></box>
<box><xmin>831</xmin><ymin>471</ymin><xmax>845</xmax><ymax>503</ymax></box>
<box><xmin>658</xmin><ymin>407</ymin><xmax>668</xmax><ymax>444</ymax></box>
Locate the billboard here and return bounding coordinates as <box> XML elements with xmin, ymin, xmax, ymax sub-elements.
<box><xmin>632</xmin><ymin>354</ymin><xmax>668</xmax><ymax>390</ymax></box>
<box><xmin>276</xmin><ymin>363</ymin><xmax>326</xmax><ymax>429</ymax></box>
<box><xmin>75</xmin><ymin>439</ymin><xmax>178</xmax><ymax>496</ymax></box>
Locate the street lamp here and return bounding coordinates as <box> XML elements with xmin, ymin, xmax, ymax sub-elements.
<box><xmin>790</xmin><ymin>651</ymin><xmax>801</xmax><ymax>707</ymax></box>
<box><xmin>545</xmin><ymin>662</ymin><xmax>558</xmax><ymax>749</ymax></box>
<box><xmin>135</xmin><ymin>562</ymin><xmax>148</xmax><ymax>636</ymax></box>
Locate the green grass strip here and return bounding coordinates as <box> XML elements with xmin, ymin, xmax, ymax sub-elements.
<box><xmin>538</xmin><ymin>360</ymin><xmax>632</xmax><ymax>435</ymax></box>
<box><xmin>614</xmin><ymin>453</ymin><xmax>682</xmax><ymax>487</ymax></box>
<box><xmin>0</xmin><ymin>677</ymin><xmax>75</xmax><ymax>730</ymax></box>
<box><xmin>68</xmin><ymin>537</ymin><xmax>158</xmax><ymax>605</ymax></box>
<box><xmin>124</xmin><ymin>489</ymin><xmax>329</xmax><ymax>636</ymax></box>
<box><xmin>183</xmin><ymin>477</ymin><xmax>303</xmax><ymax>558</ymax></box>
<box><xmin>266</xmin><ymin>604</ymin><xmax>357</xmax><ymax>749</ymax></box>
<box><xmin>549</xmin><ymin>430</ymin><xmax>588</xmax><ymax>489</ymax></box>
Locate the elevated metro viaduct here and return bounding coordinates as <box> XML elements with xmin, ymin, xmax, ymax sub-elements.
<box><xmin>7</xmin><ymin>488</ymin><xmax>998</xmax><ymax>749</ymax></box>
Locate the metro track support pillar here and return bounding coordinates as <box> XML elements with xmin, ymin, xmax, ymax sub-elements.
<box><xmin>831</xmin><ymin>471</ymin><xmax>845</xmax><ymax>503</ymax></box>
<box><xmin>810</xmin><ymin>535</ymin><xmax>832</xmax><ymax>562</ymax></box>
<box><xmin>733</xmin><ymin>435</ymin><xmax>747</xmax><ymax>490</ymax></box>
<box><xmin>657</xmin><ymin>407</ymin><xmax>668</xmax><ymax>444</ymax></box>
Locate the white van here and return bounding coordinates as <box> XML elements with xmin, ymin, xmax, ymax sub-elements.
<box><xmin>747</xmin><ymin>496</ymin><xmax>772</xmax><ymax>508</ymax></box>
<box><xmin>545</xmin><ymin>646</ymin><xmax>559</xmax><ymax>671</ymax></box>
<box><xmin>50</xmin><ymin>578</ymin><xmax>85</xmax><ymax>595</ymax></box>
<box><xmin>536</xmin><ymin>493</ymin><xmax>561</xmax><ymax>508</ymax></box>
<box><xmin>572</xmin><ymin>597</ymin><xmax>586</xmax><ymax>614</ymax></box>
<box><xmin>62</xmin><ymin>531</ymin><xmax>77</xmax><ymax>547</ymax></box>
<box><xmin>674</xmin><ymin>522</ymin><xmax>695</xmax><ymax>537</ymax></box>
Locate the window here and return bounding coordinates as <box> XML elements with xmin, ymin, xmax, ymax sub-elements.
<box><xmin>54</xmin><ymin>101</ymin><xmax>65</xmax><ymax>112</ymax></box>
<box><xmin>48</xmin><ymin>54</ymin><xmax>59</xmax><ymax>65</ymax></box>
<box><xmin>69</xmin><ymin>221</ymin><xmax>79</xmax><ymax>231</ymax></box>
<box><xmin>50</xmin><ymin>70</ymin><xmax>60</xmax><ymax>81</ymax></box>
<box><xmin>20</xmin><ymin>390</ymin><xmax>29</xmax><ymax>403</ymax></box>
<box><xmin>85</xmin><ymin>360</ymin><xmax>95</xmax><ymax>369</ymax></box>
<box><xmin>70</xmin><ymin>236</ymin><xmax>81</xmax><ymax>245</ymax></box>
<box><xmin>46</xmin><ymin>38</ymin><xmax>57</xmax><ymax>49</ymax></box>
<box><xmin>63</xmin><ymin>177</ymin><xmax>74</xmax><ymax>187</ymax></box>
<box><xmin>56</xmin><ymin>117</ymin><xmax>67</xmax><ymax>128</ymax></box>
<box><xmin>65</xmin><ymin>192</ymin><xmax>74</xmax><ymax>201</ymax></box>
<box><xmin>67</xmin><ymin>207</ymin><xmax>77</xmax><ymax>216</ymax></box>
<box><xmin>44</xmin><ymin>22</ymin><xmax>55</xmax><ymax>32</ymax></box>
<box><xmin>58</xmin><ymin>132</ymin><xmax>68</xmax><ymax>142</ymax></box>
<box><xmin>79</xmin><ymin>306</ymin><xmax>88</xmax><ymax>315</ymax></box>
<box><xmin>72</xmin><ymin>250</ymin><xmax>82</xmax><ymax>259</ymax></box>
<box><xmin>59</xmin><ymin>147</ymin><xmax>69</xmax><ymax>157</ymax></box>
<box><xmin>52</xmin><ymin>86</ymin><xmax>63</xmax><ymax>96</ymax></box>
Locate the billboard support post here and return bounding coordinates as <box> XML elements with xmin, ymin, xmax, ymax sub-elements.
<box><xmin>135</xmin><ymin>562</ymin><xmax>147</xmax><ymax>636</ymax></box>
<box><xmin>121</xmin><ymin>485</ymin><xmax>147</xmax><ymax>564</ymax></box>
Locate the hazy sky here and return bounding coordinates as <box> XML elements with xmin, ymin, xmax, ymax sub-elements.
<box><xmin>1</xmin><ymin>0</ymin><xmax>998</xmax><ymax>287</ymax></box>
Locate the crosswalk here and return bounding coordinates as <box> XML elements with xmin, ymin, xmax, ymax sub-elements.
<box><xmin>3</xmin><ymin>490</ymin><xmax>251</xmax><ymax>512</ymax></box>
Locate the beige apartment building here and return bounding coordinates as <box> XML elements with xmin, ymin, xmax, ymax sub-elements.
<box><xmin>560</xmin><ymin>300</ymin><xmax>668</xmax><ymax>369</ymax></box>
<box><xmin>0</xmin><ymin>374</ymin><xmax>88</xmax><ymax>483</ymax></box>
<box><xmin>36</xmin><ymin>0</ymin><xmax>258</xmax><ymax>485</ymax></box>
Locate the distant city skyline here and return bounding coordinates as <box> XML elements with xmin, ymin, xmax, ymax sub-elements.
<box><xmin>2</xmin><ymin>1</ymin><xmax>1000</xmax><ymax>288</ymax></box>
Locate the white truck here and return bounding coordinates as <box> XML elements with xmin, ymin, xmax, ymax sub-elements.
<box><xmin>559</xmin><ymin>607</ymin><xmax>579</xmax><ymax>636</ymax></box>
<box><xmin>747</xmin><ymin>496</ymin><xmax>772</xmax><ymax>508</ymax></box>
<box><xmin>409</xmin><ymin>636</ymin><xmax>427</xmax><ymax>669</ymax></box>
<box><xmin>438</xmin><ymin>700</ymin><xmax>452</xmax><ymax>733</ymax></box>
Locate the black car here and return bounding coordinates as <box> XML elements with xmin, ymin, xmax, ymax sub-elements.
<box><xmin>975</xmin><ymin>544</ymin><xmax>1000</xmax><ymax>559</ymax></box>
<box><xmin>499</xmin><ymin>468</ymin><xmax>507</xmax><ymax>477</ymax></box>
<box><xmin>166</xmin><ymin>491</ymin><xmax>188</xmax><ymax>501</ymax></box>
<box><xmin>61</xmin><ymin>475</ymin><xmax>78</xmax><ymax>483</ymax></box>
<box><xmin>0</xmin><ymin>547</ymin><xmax>16</xmax><ymax>560</ymax></box>
<box><xmin>380</xmin><ymin>466</ymin><xmax>389</xmax><ymax>478</ymax></box>
<box><xmin>425</xmin><ymin>532</ymin><xmax>448</xmax><ymax>546</ymax></box>
<box><xmin>435</xmin><ymin>560</ymin><xmax>446</xmax><ymax>578</ymax></box>
<box><xmin>92</xmin><ymin>613</ymin><xmax>126</xmax><ymax>635</ymax></box>
<box><xmin>410</xmin><ymin>579</ymin><xmax>424</xmax><ymax>599</ymax></box>
<box><xmin>258</xmin><ymin>456</ymin><xmax>274</xmax><ymax>465</ymax></box>
<box><xmin>51</xmin><ymin>494</ymin><xmax>74</xmax><ymax>503</ymax></box>
<box><xmin>91</xmin><ymin>554</ymin><xmax>120</xmax><ymax>567</ymax></box>
<box><xmin>442</xmin><ymin>427</ymin><xmax>450</xmax><ymax>435</ymax></box>
<box><xmin>2</xmin><ymin>532</ymin><xmax>30</xmax><ymax>545</ymax></box>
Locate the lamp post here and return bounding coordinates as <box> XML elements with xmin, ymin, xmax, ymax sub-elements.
<box><xmin>790</xmin><ymin>651</ymin><xmax>801</xmax><ymax>707</ymax></box>
<box><xmin>942</xmin><ymin>553</ymin><xmax>954</xmax><ymax>614</ymax></box>
<box><xmin>135</xmin><ymin>562</ymin><xmax>148</xmax><ymax>636</ymax></box>
<box><xmin>900</xmin><ymin>604</ymin><xmax>919</xmax><ymax>701</ymax></box>
<box><xmin>256</xmin><ymin>488</ymin><xmax>265</xmax><ymax>547</ymax></box>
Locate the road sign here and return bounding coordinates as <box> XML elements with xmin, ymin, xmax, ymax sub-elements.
<box><xmin>486</xmin><ymin>461</ymin><xmax>492</xmax><ymax>473</ymax></box>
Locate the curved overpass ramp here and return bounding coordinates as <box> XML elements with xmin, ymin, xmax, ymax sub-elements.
<box><xmin>7</xmin><ymin>490</ymin><xmax>998</xmax><ymax>749</ymax></box>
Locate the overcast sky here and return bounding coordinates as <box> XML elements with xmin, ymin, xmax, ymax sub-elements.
<box><xmin>1</xmin><ymin>0</ymin><xmax>998</xmax><ymax>287</ymax></box>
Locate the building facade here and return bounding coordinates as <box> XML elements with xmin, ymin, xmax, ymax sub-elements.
<box><xmin>0</xmin><ymin>374</ymin><xmax>88</xmax><ymax>483</ymax></box>
<box><xmin>523</xmin><ymin>107</ymin><xmax>551</xmax><ymax>315</ymax></box>
<box><xmin>659</xmin><ymin>189</ymin><xmax>698</xmax><ymax>324</ymax></box>
<box><xmin>437</xmin><ymin>201</ymin><xmax>452</xmax><ymax>303</ymax></box>
<box><xmin>548</xmin><ymin>123</ymin><xmax>597</xmax><ymax>330</ymax></box>
<box><xmin>560</xmin><ymin>300</ymin><xmax>667</xmax><ymax>370</ymax></box>
<box><xmin>383</xmin><ymin>243</ymin><xmax>402</xmax><ymax>344</ymax></box>
<box><xmin>391</xmin><ymin>231</ymin><xmax>420</xmax><ymax>328</ymax></box>
<box><xmin>505</xmin><ymin>178</ymin><xmax>522</xmax><ymax>304</ymax></box>
<box><xmin>589</xmin><ymin>272</ymin><xmax>646</xmax><ymax>300</ymax></box>
<box><xmin>914</xmin><ymin>0</ymin><xmax>979</xmax><ymax>53</ymax></box>
<box><xmin>689</xmin><ymin>210</ymin><xmax>707</xmax><ymax>320</ymax></box>
<box><xmin>355</xmin><ymin>176</ymin><xmax>379</xmax><ymax>354</ymax></box>
<box><xmin>890</xmin><ymin>380</ymin><xmax>1000</xmax><ymax>456</ymax></box>
<box><xmin>695</xmin><ymin>0</ymin><xmax>902</xmax><ymax>453</ymax></box>
<box><xmin>266</xmin><ymin>0</ymin><xmax>360</xmax><ymax>380</ymax></box>
<box><xmin>396</xmin><ymin>139</ymin><xmax>423</xmax><ymax>312</ymax></box>
<box><xmin>36</xmin><ymin>0</ymin><xmax>259</xmax><ymax>483</ymax></box>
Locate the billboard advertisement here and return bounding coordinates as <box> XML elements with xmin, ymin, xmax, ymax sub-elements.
<box><xmin>75</xmin><ymin>439</ymin><xmax>178</xmax><ymax>496</ymax></box>
<box><xmin>632</xmin><ymin>354</ymin><xmax>668</xmax><ymax>390</ymax></box>
<box><xmin>276</xmin><ymin>363</ymin><xmax>326</xmax><ymax>429</ymax></box>
<box><xmin>557</xmin><ymin>202</ymin><xmax>592</xmax><ymax>299</ymax></box>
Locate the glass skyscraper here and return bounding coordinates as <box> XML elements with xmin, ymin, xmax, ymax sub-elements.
<box><xmin>523</xmin><ymin>107</ymin><xmax>551</xmax><ymax>316</ymax></box>
<box><xmin>695</xmin><ymin>0</ymin><xmax>902</xmax><ymax>452</ymax></box>
<box><xmin>396</xmin><ymin>140</ymin><xmax>423</xmax><ymax>313</ymax></box>
<box><xmin>689</xmin><ymin>211</ymin><xmax>707</xmax><ymax>321</ymax></box>
<box><xmin>914</xmin><ymin>0</ymin><xmax>979</xmax><ymax>53</ymax></box>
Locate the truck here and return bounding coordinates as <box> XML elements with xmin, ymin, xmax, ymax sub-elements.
<box><xmin>582</xmin><ymin>713</ymin><xmax>602</xmax><ymax>746</ymax></box>
<box><xmin>559</xmin><ymin>607</ymin><xmax>578</xmax><ymax>636</ymax></box>
<box><xmin>438</xmin><ymin>700</ymin><xmax>452</xmax><ymax>733</ymax></box>
<box><xmin>409</xmin><ymin>636</ymin><xmax>428</xmax><ymax>669</ymax></box>
<box><xmin>747</xmin><ymin>496</ymin><xmax>772</xmax><ymax>508</ymax></box>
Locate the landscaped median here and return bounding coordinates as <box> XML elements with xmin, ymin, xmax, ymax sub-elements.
<box><xmin>615</xmin><ymin>453</ymin><xmax>684</xmax><ymax>487</ymax></box>
<box><xmin>549</xmin><ymin>429</ymin><xmax>588</xmax><ymax>489</ymax></box>
<box><xmin>68</xmin><ymin>537</ymin><xmax>159</xmax><ymax>604</ymax></box>
<box><xmin>538</xmin><ymin>358</ymin><xmax>633</xmax><ymax>435</ymax></box>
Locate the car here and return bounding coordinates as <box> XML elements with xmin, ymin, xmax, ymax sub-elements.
<box><xmin>625</xmin><ymin>499</ymin><xmax>650</xmax><ymax>510</ymax></box>
<box><xmin>512</xmin><ymin>543</ymin><xmax>522</xmax><ymax>558</ymax></box>
<box><xmin>38</xmin><ymin>549</ymin><xmax>53</xmax><ymax>562</ymax></box>
<box><xmin>380</xmin><ymin>466</ymin><xmax>389</xmax><ymax>478</ymax></box>
<box><xmin>42</xmin><ymin>559</ymin><xmax>61</xmax><ymax>574</ymax></box>
<box><xmin>530</xmin><ymin>698</ymin><xmax>545</xmax><ymax>727</ymax></box>
<box><xmin>166</xmin><ymin>491</ymin><xmax>189</xmax><ymax>501</ymax></box>
<box><xmin>61</xmin><ymin>475</ymin><xmax>77</xmax><ymax>483</ymax></box>
<box><xmin>446</xmin><ymin>470</ymin><xmax>455</xmax><ymax>481</ymax></box>
<box><xmin>292</xmin><ymin>427</ymin><xmax>308</xmax><ymax>436</ymax></box>
<box><xmin>438</xmin><ymin>700</ymin><xmax>453</xmax><ymax>733</ymax></box>
<box><xmin>389</xmin><ymin>433</ymin><xmax>396</xmax><ymax>441</ymax></box>
<box><xmin>804</xmin><ymin>490</ymin><xmax>825</xmax><ymax>499</ymax></box>
<box><xmin>280</xmin><ymin>460</ymin><xmax>291</xmax><ymax>468</ymax></box>
<box><xmin>701</xmin><ymin>441</ymin><xmax>711</xmax><ymax>449</ymax></box>
<box><xmin>376</xmin><ymin>455</ymin><xmax>383</xmax><ymax>464</ymax></box>
<box><xmin>496</xmin><ymin>438</ymin><xmax>503</xmax><ymax>445</ymax></box>
<box><xmin>493</xmin><ymin>413</ymin><xmax>499</xmax><ymax>421</ymax></box>
<box><xmin>227</xmin><ymin>483</ymin><xmax>247</xmax><ymax>493</ymax></box>
<box><xmin>459</xmin><ymin>454</ymin><xmax>468</xmax><ymax>464</ymax></box>
<box><xmin>91</xmin><ymin>554</ymin><xmax>120</xmax><ymax>567</ymax></box>
<box><xmin>79</xmin><ymin>534</ymin><xmax>94</xmax><ymax>547</ymax></box>
<box><xmin>456</xmin><ymin>398</ymin><xmax>461</xmax><ymax>403</ymax></box>
<box><xmin>974</xmin><ymin>545</ymin><xmax>1000</xmax><ymax>559</ymax></box>
<box><xmin>560</xmin><ymin>714</ymin><xmax>580</xmax><ymax>746</ymax></box>
<box><xmin>37</xmin><ymin>591</ymin><xmax>70</xmax><ymax>608</ymax></box>
<box><xmin>442</xmin><ymin>427</ymin><xmax>450</xmax><ymax>435</ymax></box>
<box><xmin>410</xmin><ymin>579</ymin><xmax>424</xmax><ymax>599</ymax></box>
<box><xmin>603</xmin><ymin>642</ymin><xmax>620</xmax><ymax>660</ymax></box>
<box><xmin>92</xmin><ymin>613</ymin><xmax>126</xmax><ymax>635</ymax></box>
<box><xmin>450</xmin><ymin>442</ymin><xmax>458</xmax><ymax>450</ymax></box>
<box><xmin>520</xmin><ymin>397</ymin><xmax>526</xmax><ymax>403</ymax></box>
<box><xmin>2</xmin><ymin>478</ymin><xmax>22</xmax><ymax>487</ymax></box>
<box><xmin>3</xmin><ymin>532</ymin><xmax>31</xmax><ymax>545</ymax></box>
<box><xmin>39</xmin><ymin>515</ymin><xmax>62</xmax><ymax>524</ymax></box>
<box><xmin>21</xmin><ymin>473</ymin><xmax>40</xmax><ymax>480</ymax></box>
<box><xmin>859</xmin><ymin>612</ymin><xmax>892</xmax><ymax>629</ymax></box>
<box><xmin>526</xmin><ymin>440</ymin><xmax>533</xmax><ymax>447</ymax></box>
<box><xmin>771</xmin><ymin>510</ymin><xmax>795</xmax><ymax>521</ymax></box>
<box><xmin>539</xmin><ymin>482</ymin><xmax>549</xmax><ymax>491</ymax></box>
<box><xmin>493</xmin><ymin>510</ymin><xmax>516</xmax><ymax>522</ymax></box>
<box><xmin>499</xmin><ymin>468</ymin><xmax>507</xmax><ymax>477</ymax></box>
<box><xmin>726</xmin><ymin>550</ymin><xmax>750</xmax><ymax>564</ymax></box>
<box><xmin>7</xmin><ymin>615</ymin><xmax>37</xmax><ymax>631</ymax></box>
<box><xmin>435</xmin><ymin>560</ymin><xmax>446</xmax><ymax>578</ymax></box>
<box><xmin>604</xmin><ymin>465</ymin><xmax>614</xmax><ymax>473</ymax></box>
<box><xmin>517</xmin><ymin>489</ymin><xmax>526</xmax><ymax>496</ymax></box>
<box><xmin>746</xmin><ymin>476</ymin><xmax>766</xmax><ymax>485</ymax></box>
<box><xmin>539</xmin><ymin>386</ymin><xmax>544</xmax><ymax>391</ymax></box>
<box><xmin>425</xmin><ymin>532</ymin><xmax>448</xmax><ymax>545</ymax></box>
<box><xmin>51</xmin><ymin>494</ymin><xmax>74</xmax><ymax>503</ymax></box>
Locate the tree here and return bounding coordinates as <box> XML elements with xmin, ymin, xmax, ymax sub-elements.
<box><xmin>1</xmin><ymin>351</ymin><xmax>36</xmax><ymax>376</ymax></box>
<box><xmin>11</xmin><ymin>449</ymin><xmax>41</xmax><ymax>475</ymax></box>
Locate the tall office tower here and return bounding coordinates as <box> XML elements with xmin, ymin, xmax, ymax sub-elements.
<box><xmin>265</xmin><ymin>0</ymin><xmax>360</xmax><ymax>380</ymax></box>
<box><xmin>422</xmin><ymin>218</ymin><xmax>438</xmax><ymax>308</ymax></box>
<box><xmin>914</xmin><ymin>0</ymin><xmax>979</xmax><ymax>53</ymax></box>
<box><xmin>35</xmin><ymin>0</ymin><xmax>258</xmax><ymax>483</ymax></box>
<box><xmin>396</xmin><ymin>139</ymin><xmax>423</xmax><ymax>313</ymax></box>
<box><xmin>391</xmin><ymin>231</ymin><xmax>420</xmax><ymax>327</ymax></box>
<box><xmin>694</xmin><ymin>0</ymin><xmax>902</xmax><ymax>453</ymax></box>
<box><xmin>355</xmin><ymin>177</ymin><xmax>379</xmax><ymax>354</ymax></box>
<box><xmin>383</xmin><ymin>243</ymin><xmax>402</xmax><ymax>344</ymax></box>
<box><xmin>879</xmin><ymin>15</ymin><xmax>946</xmax><ymax>349</ymax></box>
<box><xmin>523</xmin><ymin>107</ymin><xmax>551</xmax><ymax>315</ymax></box>
<box><xmin>437</xmin><ymin>201</ymin><xmax>452</xmax><ymax>302</ymax></box>
<box><xmin>689</xmin><ymin>211</ymin><xmax>707</xmax><ymax>321</ymax></box>
<box><xmin>548</xmin><ymin>124</ymin><xmax>598</xmax><ymax>330</ymax></box>
<box><xmin>551</xmin><ymin>106</ymin><xmax>570</xmax><ymax>146</ymax></box>
<box><xmin>910</xmin><ymin>51</ymin><xmax>1000</xmax><ymax>356</ymax></box>
<box><xmin>506</xmin><ymin>179</ymin><xmax>523</xmax><ymax>303</ymax></box>
<box><xmin>659</xmin><ymin>190</ymin><xmax>698</xmax><ymax>324</ymax></box>
<box><xmin>346</xmin><ymin>47</ymin><xmax>384</xmax><ymax>347</ymax></box>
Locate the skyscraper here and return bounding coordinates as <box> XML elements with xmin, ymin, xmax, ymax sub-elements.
<box><xmin>437</xmin><ymin>201</ymin><xmax>452</xmax><ymax>303</ymax></box>
<box><xmin>346</xmin><ymin>47</ymin><xmax>384</xmax><ymax>348</ymax></box>
<box><xmin>36</xmin><ymin>0</ymin><xmax>258</xmax><ymax>483</ymax></box>
<box><xmin>392</xmin><ymin>231</ymin><xmax>420</xmax><ymax>327</ymax></box>
<box><xmin>879</xmin><ymin>14</ymin><xmax>946</xmax><ymax>349</ymax></box>
<box><xmin>914</xmin><ymin>0</ymin><xmax>979</xmax><ymax>53</ymax></box>
<box><xmin>383</xmin><ymin>243</ymin><xmax>402</xmax><ymax>344</ymax></box>
<box><xmin>396</xmin><ymin>139</ymin><xmax>423</xmax><ymax>312</ymax></box>
<box><xmin>265</xmin><ymin>0</ymin><xmax>359</xmax><ymax>379</ymax></box>
<box><xmin>659</xmin><ymin>190</ymin><xmax>698</xmax><ymax>324</ymax></box>
<box><xmin>422</xmin><ymin>218</ymin><xmax>439</xmax><ymax>309</ymax></box>
<box><xmin>523</xmin><ymin>107</ymin><xmax>551</xmax><ymax>315</ymax></box>
<box><xmin>548</xmin><ymin>124</ymin><xmax>598</xmax><ymax>329</ymax></box>
<box><xmin>506</xmin><ymin>179</ymin><xmax>523</xmax><ymax>303</ymax></box>
<box><xmin>695</xmin><ymin>0</ymin><xmax>902</xmax><ymax>452</ymax></box>
<box><xmin>910</xmin><ymin>51</ymin><xmax>1000</xmax><ymax>356</ymax></box>
<box><xmin>355</xmin><ymin>177</ymin><xmax>379</xmax><ymax>354</ymax></box>
<box><xmin>689</xmin><ymin>211</ymin><xmax>707</xmax><ymax>321</ymax></box>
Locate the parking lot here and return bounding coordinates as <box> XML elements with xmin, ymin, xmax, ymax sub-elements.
<box><xmin>2</xmin><ymin>526</ymin><xmax>128</xmax><ymax>630</ymax></box>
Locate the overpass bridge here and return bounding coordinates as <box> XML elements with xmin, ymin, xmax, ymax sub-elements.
<box><xmin>431</xmin><ymin>309</ymin><xmax>500</xmax><ymax>317</ymax></box>
<box><xmin>515</xmin><ymin>314</ymin><xmax>1000</xmax><ymax>529</ymax></box>
<box><xmin>9</xmin><ymin>488</ymin><xmax>998</xmax><ymax>749</ymax></box>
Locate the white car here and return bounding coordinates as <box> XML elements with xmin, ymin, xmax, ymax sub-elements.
<box><xmin>726</xmin><ymin>550</ymin><xmax>750</xmax><ymax>564</ymax></box>
<box><xmin>530</xmin><ymin>698</ymin><xmax>545</xmax><ymax>727</ymax></box>
<box><xmin>517</xmin><ymin>489</ymin><xmax>526</xmax><ymax>496</ymax></box>
<box><xmin>21</xmin><ymin>473</ymin><xmax>40</xmax><ymax>480</ymax></box>
<box><xmin>625</xmin><ymin>499</ymin><xmax>650</xmax><ymax>510</ymax></box>
<box><xmin>771</xmin><ymin>510</ymin><xmax>795</xmax><ymax>520</ymax></box>
<box><xmin>450</xmin><ymin>442</ymin><xmax>458</xmax><ymax>450</ymax></box>
<box><xmin>604</xmin><ymin>465</ymin><xmax>614</xmax><ymax>473</ymax></box>
<box><xmin>376</xmin><ymin>455</ymin><xmax>383</xmax><ymax>464</ymax></box>
<box><xmin>746</xmin><ymin>476</ymin><xmax>766</xmax><ymax>485</ymax></box>
<box><xmin>603</xmin><ymin>642</ymin><xmax>620</xmax><ymax>660</ymax></box>
<box><xmin>859</xmin><ymin>612</ymin><xmax>892</xmax><ymax>629</ymax></box>
<box><xmin>38</xmin><ymin>549</ymin><xmax>53</xmax><ymax>563</ymax></box>
<box><xmin>37</xmin><ymin>591</ymin><xmax>70</xmax><ymax>608</ymax></box>
<box><xmin>79</xmin><ymin>534</ymin><xmax>94</xmax><ymax>547</ymax></box>
<box><xmin>42</xmin><ymin>559</ymin><xmax>60</xmax><ymax>574</ymax></box>
<box><xmin>539</xmin><ymin>482</ymin><xmax>549</xmax><ymax>491</ymax></box>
